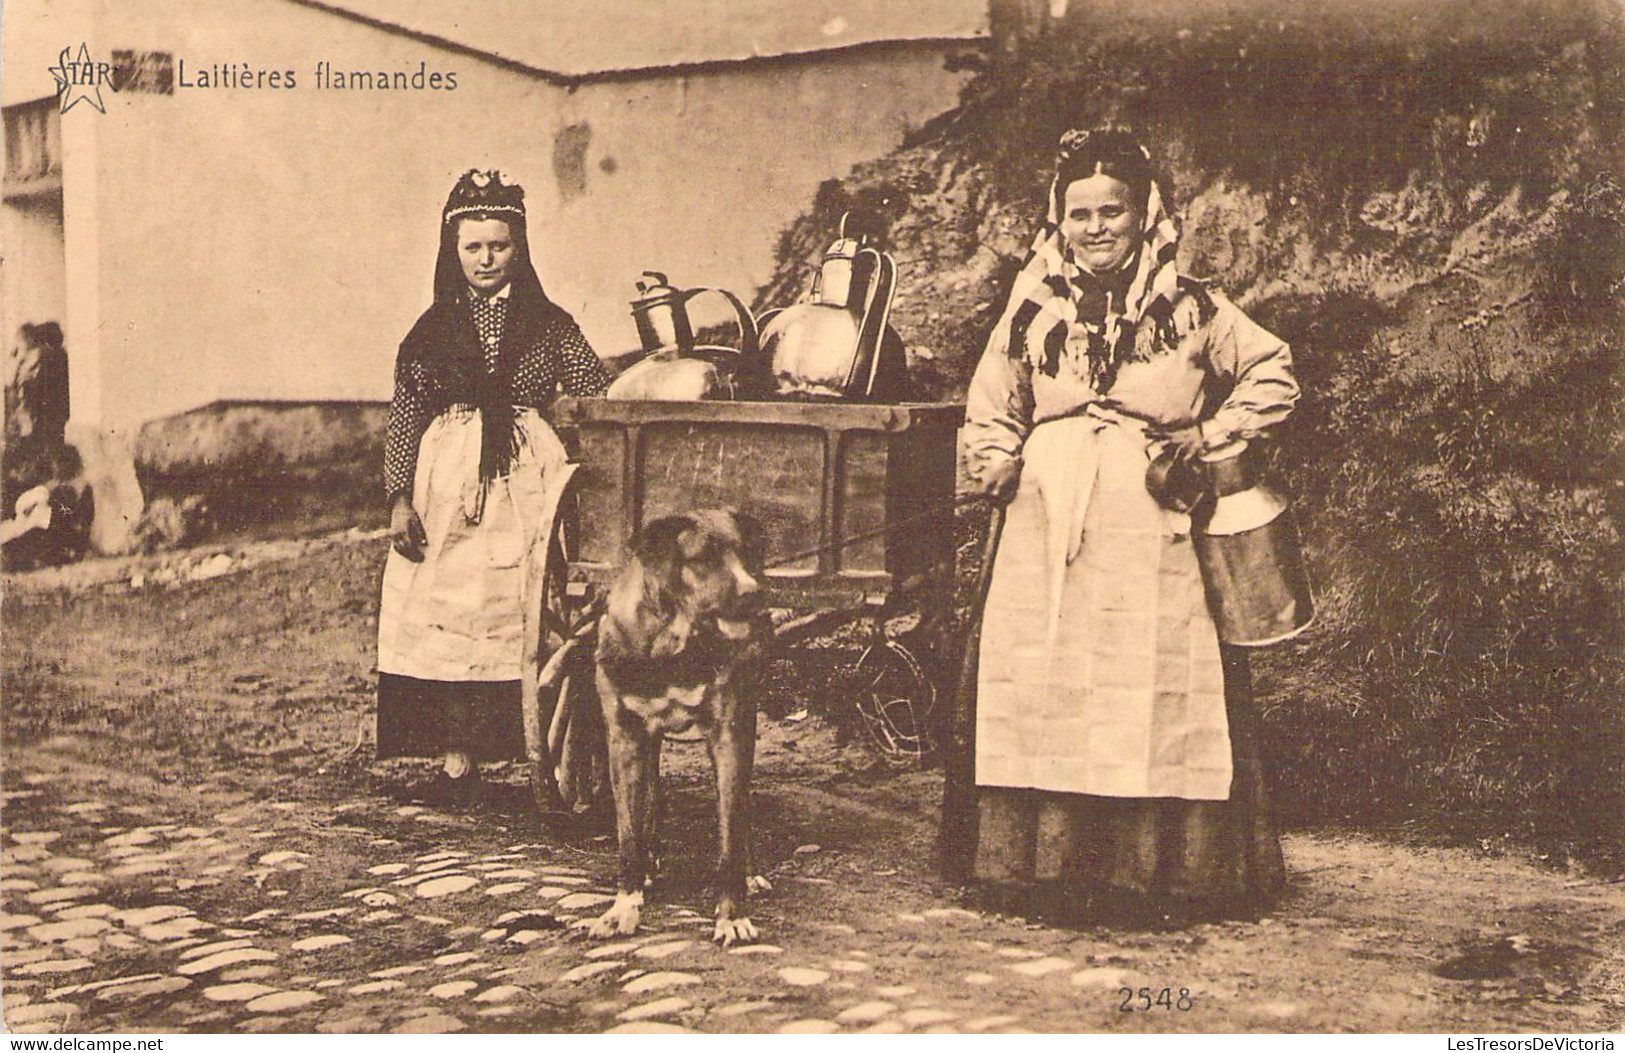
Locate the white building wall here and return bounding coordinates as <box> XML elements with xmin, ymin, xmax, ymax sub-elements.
<box><xmin>5</xmin><ymin>0</ymin><xmax>975</xmax><ymax>431</ymax></box>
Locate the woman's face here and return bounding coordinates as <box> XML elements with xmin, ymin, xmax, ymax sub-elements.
<box><xmin>1060</xmin><ymin>173</ymin><xmax>1143</xmax><ymax>273</ymax></box>
<box><xmin>456</xmin><ymin>217</ymin><xmax>516</xmax><ymax>295</ymax></box>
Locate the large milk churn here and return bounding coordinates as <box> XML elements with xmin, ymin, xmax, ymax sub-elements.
<box><xmin>1188</xmin><ymin>442</ymin><xmax>1315</xmax><ymax>647</ymax></box>
<box><xmin>756</xmin><ymin>213</ymin><xmax>909</xmax><ymax>401</ymax></box>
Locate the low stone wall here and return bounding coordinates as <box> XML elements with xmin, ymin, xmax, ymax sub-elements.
<box><xmin>132</xmin><ymin>401</ymin><xmax>389</xmax><ymax>548</ymax></box>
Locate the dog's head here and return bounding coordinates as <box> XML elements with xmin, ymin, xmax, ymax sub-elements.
<box><xmin>627</xmin><ymin>509</ymin><xmax>765</xmax><ymax>655</ymax></box>
<box><xmin>602</xmin><ymin>508</ymin><xmax>766</xmax><ymax>662</ymax></box>
<box><xmin>599</xmin><ymin>509</ymin><xmax>767</xmax><ymax>734</ymax></box>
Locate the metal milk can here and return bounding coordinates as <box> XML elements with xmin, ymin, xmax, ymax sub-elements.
<box><xmin>1189</xmin><ymin>442</ymin><xmax>1315</xmax><ymax>647</ymax></box>
<box><xmin>607</xmin><ymin>272</ymin><xmax>762</xmax><ymax>400</ymax></box>
<box><xmin>756</xmin><ymin>213</ymin><xmax>909</xmax><ymax>401</ymax></box>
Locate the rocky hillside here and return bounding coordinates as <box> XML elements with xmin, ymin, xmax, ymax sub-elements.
<box><xmin>759</xmin><ymin>0</ymin><xmax>1625</xmax><ymax>866</ymax></box>
<box><xmin>761</xmin><ymin>0</ymin><xmax>1619</xmax><ymax>390</ymax></box>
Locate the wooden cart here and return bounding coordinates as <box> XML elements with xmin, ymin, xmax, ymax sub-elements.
<box><xmin>521</xmin><ymin>398</ymin><xmax>965</xmax><ymax>816</ymax></box>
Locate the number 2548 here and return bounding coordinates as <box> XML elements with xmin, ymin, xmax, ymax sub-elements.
<box><xmin>1118</xmin><ymin>987</ymin><xmax>1193</xmax><ymax>1012</ymax></box>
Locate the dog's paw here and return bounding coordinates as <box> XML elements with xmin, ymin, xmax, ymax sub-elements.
<box><xmin>746</xmin><ymin>874</ymin><xmax>773</xmax><ymax>895</ymax></box>
<box><xmin>587</xmin><ymin>891</ymin><xmax>643</xmax><ymax>939</ymax></box>
<box><xmin>712</xmin><ymin>914</ymin><xmax>758</xmax><ymax>947</ymax></box>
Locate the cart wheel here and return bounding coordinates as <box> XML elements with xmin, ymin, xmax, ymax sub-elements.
<box><xmin>537</xmin><ymin>505</ymin><xmax>616</xmax><ymax>822</ymax></box>
<box><xmin>534</xmin><ymin>516</ymin><xmax>607</xmax><ymax>814</ymax></box>
<box><xmin>522</xmin><ymin>471</ymin><xmax>606</xmax><ymax>823</ymax></box>
<box><xmin>848</xmin><ymin>639</ymin><xmax>937</xmax><ymax>761</ymax></box>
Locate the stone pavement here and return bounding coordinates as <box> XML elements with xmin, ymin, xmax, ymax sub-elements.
<box><xmin>5</xmin><ymin>746</ymin><xmax>1621</xmax><ymax>1035</ymax></box>
<box><xmin>0</xmin><ymin>772</ymin><xmax>1150</xmax><ymax>1035</ymax></box>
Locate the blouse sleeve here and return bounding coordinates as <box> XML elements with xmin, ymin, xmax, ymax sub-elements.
<box><xmin>556</xmin><ymin>321</ymin><xmax>612</xmax><ymax>397</ymax></box>
<box><xmin>1199</xmin><ymin>293</ymin><xmax>1299</xmax><ymax>447</ymax></box>
<box><xmin>384</xmin><ymin>354</ymin><xmax>433</xmax><ymax>499</ymax></box>
<box><xmin>961</xmin><ymin>323</ymin><xmax>1035</xmax><ymax>488</ymax></box>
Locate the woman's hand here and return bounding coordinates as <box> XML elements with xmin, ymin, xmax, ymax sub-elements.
<box><xmin>974</xmin><ymin>457</ymin><xmax>1023</xmax><ymax>505</ymax></box>
<box><xmin>390</xmin><ymin>494</ymin><xmax>428</xmax><ymax>562</ymax></box>
<box><xmin>1151</xmin><ymin>424</ymin><xmax>1205</xmax><ymax>464</ymax></box>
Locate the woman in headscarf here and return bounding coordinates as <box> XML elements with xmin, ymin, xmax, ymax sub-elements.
<box><xmin>377</xmin><ymin>169</ymin><xmax>611</xmax><ymax>805</ymax></box>
<box><xmin>962</xmin><ymin>127</ymin><xmax>1299</xmax><ymax>919</ymax></box>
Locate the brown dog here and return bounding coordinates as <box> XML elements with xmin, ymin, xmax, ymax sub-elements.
<box><xmin>587</xmin><ymin>509</ymin><xmax>768</xmax><ymax>946</ymax></box>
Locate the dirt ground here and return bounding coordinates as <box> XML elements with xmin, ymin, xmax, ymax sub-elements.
<box><xmin>2</xmin><ymin>532</ymin><xmax>1622</xmax><ymax>1035</ymax></box>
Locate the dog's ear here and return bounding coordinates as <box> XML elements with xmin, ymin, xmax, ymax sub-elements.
<box><xmin>629</xmin><ymin>515</ymin><xmax>700</xmax><ymax>657</ymax></box>
<box><xmin>632</xmin><ymin>515</ymin><xmax>696</xmax><ymax>570</ymax></box>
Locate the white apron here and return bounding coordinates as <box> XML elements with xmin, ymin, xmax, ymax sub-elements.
<box><xmin>378</xmin><ymin>407</ymin><xmax>571</xmax><ymax>682</ymax></box>
<box><xmin>975</xmin><ymin>413</ymin><xmax>1234</xmax><ymax>801</ymax></box>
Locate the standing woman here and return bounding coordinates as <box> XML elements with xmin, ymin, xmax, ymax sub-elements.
<box><xmin>962</xmin><ymin>128</ymin><xmax>1299</xmax><ymax>918</ymax></box>
<box><xmin>377</xmin><ymin>169</ymin><xmax>611</xmax><ymax>804</ymax></box>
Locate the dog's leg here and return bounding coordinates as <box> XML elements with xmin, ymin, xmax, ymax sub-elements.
<box><xmin>708</xmin><ymin>687</ymin><xmax>758</xmax><ymax>946</ymax></box>
<box><xmin>645</xmin><ymin>766</ymin><xmax>664</xmax><ymax>888</ymax></box>
<box><xmin>590</xmin><ymin>687</ymin><xmax>652</xmax><ymax>939</ymax></box>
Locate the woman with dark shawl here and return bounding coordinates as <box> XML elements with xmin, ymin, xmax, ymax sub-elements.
<box><xmin>962</xmin><ymin>128</ymin><xmax>1299</xmax><ymax>920</ymax></box>
<box><xmin>377</xmin><ymin>169</ymin><xmax>611</xmax><ymax>804</ymax></box>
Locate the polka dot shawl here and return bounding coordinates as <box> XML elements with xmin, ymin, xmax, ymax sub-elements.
<box><xmin>385</xmin><ymin>300</ymin><xmax>610</xmax><ymax>497</ymax></box>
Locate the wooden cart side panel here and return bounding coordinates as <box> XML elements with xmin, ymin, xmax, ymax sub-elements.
<box><xmin>569</xmin><ymin>423</ymin><xmax>630</xmax><ymax>568</ymax></box>
<box><xmin>838</xmin><ymin>429</ymin><xmax>889</xmax><ymax>579</ymax></box>
<box><xmin>888</xmin><ymin>414</ymin><xmax>962</xmax><ymax>582</ymax></box>
<box><xmin>639</xmin><ymin>420</ymin><xmax>828</xmax><ymax>574</ymax></box>
<box><xmin>552</xmin><ymin>400</ymin><xmax>964</xmax><ymax>606</ymax></box>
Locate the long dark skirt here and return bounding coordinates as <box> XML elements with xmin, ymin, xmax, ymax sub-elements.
<box><xmin>972</xmin><ymin>647</ymin><xmax>1285</xmax><ymax>917</ymax></box>
<box><xmin>375</xmin><ymin>673</ymin><xmax>527</xmax><ymax>762</ymax></box>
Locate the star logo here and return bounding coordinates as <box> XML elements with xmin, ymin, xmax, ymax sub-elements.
<box><xmin>48</xmin><ymin>44</ymin><xmax>113</xmax><ymax>115</ymax></box>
